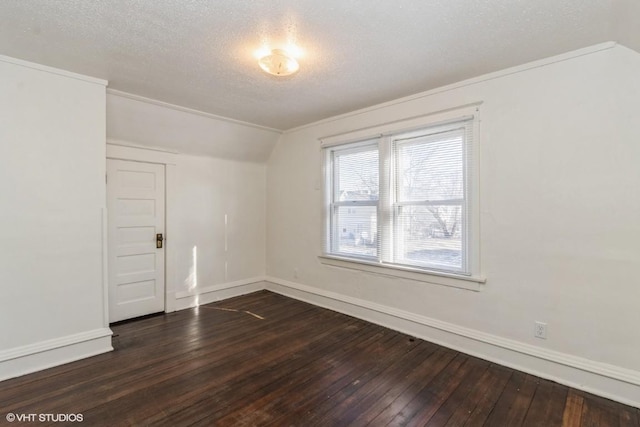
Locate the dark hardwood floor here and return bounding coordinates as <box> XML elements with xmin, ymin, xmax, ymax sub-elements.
<box><xmin>1</xmin><ymin>290</ymin><xmax>638</xmax><ymax>426</ymax></box>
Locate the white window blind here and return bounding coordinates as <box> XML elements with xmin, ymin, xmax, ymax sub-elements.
<box><xmin>322</xmin><ymin>108</ymin><xmax>478</xmax><ymax>278</ymax></box>
<box><xmin>390</xmin><ymin>121</ymin><xmax>472</xmax><ymax>273</ymax></box>
<box><xmin>328</xmin><ymin>141</ymin><xmax>379</xmax><ymax>259</ymax></box>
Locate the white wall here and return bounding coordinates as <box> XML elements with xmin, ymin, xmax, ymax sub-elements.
<box><xmin>171</xmin><ymin>153</ymin><xmax>266</xmax><ymax>308</ymax></box>
<box><xmin>266</xmin><ymin>43</ymin><xmax>640</xmax><ymax>406</ymax></box>
<box><xmin>615</xmin><ymin>2</ymin><xmax>640</xmax><ymax>54</ymax></box>
<box><xmin>106</xmin><ymin>94</ymin><xmax>268</xmax><ymax>311</ymax></box>
<box><xmin>0</xmin><ymin>56</ymin><xmax>111</xmax><ymax>380</ymax></box>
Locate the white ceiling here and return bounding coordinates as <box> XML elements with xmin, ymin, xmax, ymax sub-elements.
<box><xmin>0</xmin><ymin>1</ymin><xmax>637</xmax><ymax>130</ymax></box>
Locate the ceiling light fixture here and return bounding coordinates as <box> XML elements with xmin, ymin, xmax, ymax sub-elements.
<box><xmin>258</xmin><ymin>49</ymin><xmax>299</xmax><ymax>76</ymax></box>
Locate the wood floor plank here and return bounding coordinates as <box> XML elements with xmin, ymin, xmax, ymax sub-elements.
<box><xmin>0</xmin><ymin>291</ymin><xmax>637</xmax><ymax>426</ymax></box>
<box><xmin>482</xmin><ymin>370</ymin><xmax>527</xmax><ymax>426</ymax></box>
<box><xmin>6</xmin><ymin>303</ymin><xmax>322</xmax><ymax>417</ymax></box>
<box><xmin>367</xmin><ymin>349</ymin><xmax>466</xmax><ymax>426</ymax></box>
<box><xmin>1</xmin><ymin>292</ymin><xmax>305</xmax><ymax>407</ymax></box>
<box><xmin>215</xmin><ymin>332</ymin><xmax>406</xmax><ymax>426</ymax></box>
<box><xmin>161</xmin><ymin>318</ymin><xmax>383</xmax><ymax>425</ymax></box>
<box><xmin>562</xmin><ymin>389</ymin><xmax>585</xmax><ymax>427</ymax></box>
<box><xmin>619</xmin><ymin>405</ymin><xmax>640</xmax><ymax>427</ymax></box>
<box><xmin>500</xmin><ymin>374</ymin><xmax>541</xmax><ymax>426</ymax></box>
<box><xmin>274</xmin><ymin>334</ymin><xmax>412</xmax><ymax>425</ymax></box>
<box><xmin>522</xmin><ymin>379</ymin><xmax>568</xmax><ymax>427</ymax></box>
<box><xmin>455</xmin><ymin>364</ymin><xmax>513</xmax><ymax>427</ymax></box>
<box><xmin>4</xmin><ymin>299</ymin><xmax>322</xmax><ymax>415</ymax></box>
<box><xmin>581</xmin><ymin>393</ymin><xmax>626</xmax><ymax>427</ymax></box>
<box><xmin>298</xmin><ymin>337</ymin><xmax>437</xmax><ymax>425</ymax></box>
<box><xmin>400</xmin><ymin>353</ymin><xmax>473</xmax><ymax>427</ymax></box>
<box><xmin>422</xmin><ymin>357</ymin><xmax>491</xmax><ymax>426</ymax></box>
<box><xmin>83</xmin><ymin>306</ymin><xmax>359</xmax><ymax>424</ymax></box>
<box><xmin>306</xmin><ymin>341</ymin><xmax>439</xmax><ymax>427</ymax></box>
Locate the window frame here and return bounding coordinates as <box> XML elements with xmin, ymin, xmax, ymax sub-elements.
<box><xmin>321</xmin><ymin>105</ymin><xmax>485</xmax><ymax>291</ymax></box>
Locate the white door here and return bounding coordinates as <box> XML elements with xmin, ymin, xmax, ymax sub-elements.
<box><xmin>107</xmin><ymin>159</ymin><xmax>165</xmax><ymax>323</ymax></box>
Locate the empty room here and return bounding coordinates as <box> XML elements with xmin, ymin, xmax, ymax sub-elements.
<box><xmin>1</xmin><ymin>1</ymin><xmax>639</xmax><ymax>425</ymax></box>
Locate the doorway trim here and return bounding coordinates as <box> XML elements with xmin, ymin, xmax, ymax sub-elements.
<box><xmin>106</xmin><ymin>139</ymin><xmax>178</xmax><ymax>314</ymax></box>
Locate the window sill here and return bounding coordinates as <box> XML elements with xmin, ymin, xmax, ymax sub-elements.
<box><xmin>318</xmin><ymin>255</ymin><xmax>485</xmax><ymax>292</ymax></box>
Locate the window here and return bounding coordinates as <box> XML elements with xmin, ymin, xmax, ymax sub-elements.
<box><xmin>322</xmin><ymin>107</ymin><xmax>480</xmax><ymax>283</ymax></box>
<box><xmin>329</xmin><ymin>141</ymin><xmax>379</xmax><ymax>259</ymax></box>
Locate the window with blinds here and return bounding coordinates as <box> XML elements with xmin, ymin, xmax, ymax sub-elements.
<box><xmin>330</xmin><ymin>141</ymin><xmax>379</xmax><ymax>258</ymax></box>
<box><xmin>322</xmin><ymin>110</ymin><xmax>477</xmax><ymax>277</ymax></box>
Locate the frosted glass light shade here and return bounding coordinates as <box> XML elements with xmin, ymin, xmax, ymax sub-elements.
<box><xmin>258</xmin><ymin>49</ymin><xmax>299</xmax><ymax>76</ymax></box>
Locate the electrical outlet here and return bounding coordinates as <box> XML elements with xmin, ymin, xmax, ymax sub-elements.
<box><xmin>534</xmin><ymin>321</ymin><xmax>547</xmax><ymax>339</ymax></box>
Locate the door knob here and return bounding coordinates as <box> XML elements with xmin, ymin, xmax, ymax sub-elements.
<box><xmin>156</xmin><ymin>233</ymin><xmax>164</xmax><ymax>249</ymax></box>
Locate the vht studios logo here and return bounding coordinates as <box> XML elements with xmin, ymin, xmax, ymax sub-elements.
<box><xmin>6</xmin><ymin>413</ymin><xmax>84</xmax><ymax>423</ymax></box>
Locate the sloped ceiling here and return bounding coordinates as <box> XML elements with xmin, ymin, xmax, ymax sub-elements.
<box><xmin>0</xmin><ymin>1</ymin><xmax>637</xmax><ymax>131</ymax></box>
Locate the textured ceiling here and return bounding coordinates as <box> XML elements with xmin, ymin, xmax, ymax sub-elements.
<box><xmin>0</xmin><ymin>0</ymin><xmax>635</xmax><ymax>130</ymax></box>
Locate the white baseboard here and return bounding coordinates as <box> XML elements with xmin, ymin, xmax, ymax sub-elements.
<box><xmin>174</xmin><ymin>277</ymin><xmax>266</xmax><ymax>311</ymax></box>
<box><xmin>265</xmin><ymin>277</ymin><xmax>640</xmax><ymax>409</ymax></box>
<box><xmin>0</xmin><ymin>328</ymin><xmax>113</xmax><ymax>382</ymax></box>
